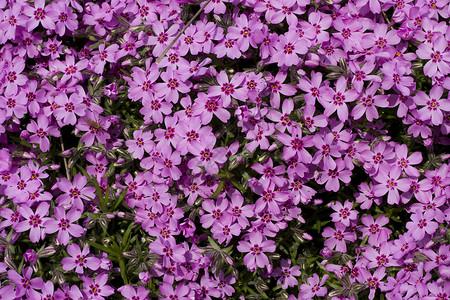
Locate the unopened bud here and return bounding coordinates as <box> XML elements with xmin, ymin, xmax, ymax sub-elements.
<box><xmin>38</xmin><ymin>246</ymin><xmax>57</xmax><ymax>258</ymax></box>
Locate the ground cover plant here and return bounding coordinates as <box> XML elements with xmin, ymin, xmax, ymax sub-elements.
<box><xmin>0</xmin><ymin>0</ymin><xmax>449</xmax><ymax>299</ymax></box>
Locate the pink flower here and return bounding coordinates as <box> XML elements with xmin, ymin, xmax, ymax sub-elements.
<box><xmin>44</xmin><ymin>206</ymin><xmax>84</xmax><ymax>245</ymax></box>
<box><xmin>406</xmin><ymin>210</ymin><xmax>439</xmax><ymax>240</ymax></box>
<box><xmin>360</xmin><ymin>215</ymin><xmax>392</xmax><ymax>247</ymax></box>
<box><xmin>322</xmin><ymin>222</ymin><xmax>356</xmax><ymax>252</ymax></box>
<box><xmin>237</xmin><ymin>232</ymin><xmax>276</xmax><ymax>271</ymax></box>
<box><xmin>272</xmin><ymin>259</ymin><xmax>301</xmax><ymax>289</ymax></box>
<box><xmin>23</xmin><ymin>0</ymin><xmax>57</xmax><ymax>31</ymax></box>
<box><xmin>299</xmin><ymin>274</ymin><xmax>329</xmax><ymax>299</ymax></box>
<box><xmin>208</xmin><ymin>71</ymin><xmax>246</xmax><ymax>107</ymax></box>
<box><xmin>62</xmin><ymin>243</ymin><xmax>101</xmax><ymax>274</ymax></box>
<box><xmin>329</xmin><ymin>199</ymin><xmax>358</xmax><ymax>227</ymax></box>
<box><xmin>373</xmin><ymin>166</ymin><xmax>411</xmax><ymax>205</ymax></box>
<box><xmin>8</xmin><ymin>267</ymin><xmax>44</xmax><ymax>299</ymax></box>
<box><xmin>413</xmin><ymin>85</ymin><xmax>450</xmax><ymax>126</ymax></box>
<box><xmin>15</xmin><ymin>202</ymin><xmax>51</xmax><ymax>243</ymax></box>
<box><xmin>81</xmin><ymin>273</ymin><xmax>115</xmax><ymax>300</ymax></box>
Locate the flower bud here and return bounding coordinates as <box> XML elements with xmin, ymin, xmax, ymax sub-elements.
<box><xmin>139</xmin><ymin>271</ymin><xmax>151</xmax><ymax>284</ymax></box>
<box><xmin>38</xmin><ymin>246</ymin><xmax>57</xmax><ymax>258</ymax></box>
<box><xmin>24</xmin><ymin>249</ymin><xmax>38</xmax><ymax>264</ymax></box>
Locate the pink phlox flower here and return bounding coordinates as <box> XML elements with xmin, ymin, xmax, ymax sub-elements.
<box><xmin>5</xmin><ymin>165</ymin><xmax>41</xmax><ymax>204</ymax></box>
<box><xmin>187</xmin><ymin>138</ymin><xmax>227</xmax><ymax>175</ymax></box>
<box><xmin>242</xmin><ymin>72</ymin><xmax>267</xmax><ymax>102</ymax></box>
<box><xmin>272</xmin><ymin>259</ymin><xmax>301</xmax><ymax>289</ymax></box>
<box><xmin>51</xmin><ymin>55</ymin><xmax>88</xmax><ymax>83</ymax></box>
<box><xmin>321</xmin><ymin>77</ymin><xmax>359</xmax><ymax>121</ymax></box>
<box><xmin>266</xmin><ymin>70</ymin><xmax>297</xmax><ymax>109</ymax></box>
<box><xmin>0</xmin><ymin>207</ymin><xmax>21</xmax><ymax>230</ymax></box>
<box><xmin>348</xmin><ymin>61</ymin><xmax>381</xmax><ymax>94</ymax></box>
<box><xmin>23</xmin><ymin>0</ymin><xmax>58</xmax><ymax>31</ymax></box>
<box><xmin>311</xmin><ymin>132</ymin><xmax>341</xmax><ymax>170</ymax></box>
<box><xmin>208</xmin><ymin>71</ymin><xmax>247</xmax><ymax>107</ymax></box>
<box><xmin>329</xmin><ymin>199</ymin><xmax>358</xmax><ymax>227</ymax></box>
<box><xmin>8</xmin><ymin>266</ymin><xmax>44</xmax><ymax>299</ymax></box>
<box><xmin>237</xmin><ymin>231</ymin><xmax>276</xmax><ymax>271</ymax></box>
<box><xmin>18</xmin><ymin>79</ymin><xmax>47</xmax><ymax>117</ymax></box>
<box><xmin>381</xmin><ymin>60</ymin><xmax>416</xmax><ymax>96</ymax></box>
<box><xmin>178</xmin><ymin>24</ymin><xmax>206</xmax><ymax>56</ymax></box>
<box><xmin>210</xmin><ymin>213</ymin><xmax>241</xmax><ymax>245</ymax></box>
<box><xmin>421</xmin><ymin>244</ymin><xmax>450</xmax><ymax>273</ymax></box>
<box><xmin>149</xmin><ymin>237</ymin><xmax>186</xmax><ymax>266</ymax></box>
<box><xmin>316</xmin><ymin>158</ymin><xmax>352</xmax><ymax>192</ymax></box>
<box><xmin>360</xmin><ymin>214</ymin><xmax>392</xmax><ymax>247</ymax></box>
<box><xmin>118</xmin><ymin>285</ymin><xmax>149</xmax><ymax>300</ymax></box>
<box><xmin>44</xmin><ymin>206</ymin><xmax>84</xmax><ymax>245</ymax></box>
<box><xmin>394</xmin><ymin>144</ymin><xmax>422</xmax><ymax>177</ymax></box>
<box><xmin>298</xmin><ymin>274</ymin><xmax>329</xmax><ymax>299</ymax></box>
<box><xmin>85</xmin><ymin>152</ymin><xmax>108</xmax><ymax>180</ymax></box>
<box><xmin>115</xmin><ymin>32</ymin><xmax>144</xmax><ymax>60</ymax></box>
<box><xmin>373</xmin><ymin>166</ymin><xmax>411</xmax><ymax>205</ymax></box>
<box><xmin>191</xmin><ymin>93</ymin><xmax>231</xmax><ymax>124</ymax></box>
<box><xmin>126</xmin><ymin>129</ymin><xmax>155</xmax><ymax>159</ymax></box>
<box><xmin>332</xmin><ymin>18</ymin><xmax>364</xmax><ymax>52</ymax></box>
<box><xmin>154</xmin><ymin>67</ymin><xmax>192</xmax><ymax>103</ymax></box>
<box><xmin>177</xmin><ymin>58</ymin><xmax>212</xmax><ymax>81</ymax></box>
<box><xmin>75</xmin><ymin>111</ymin><xmax>111</xmax><ymax>147</ymax></box>
<box><xmin>200</xmin><ymin>197</ymin><xmax>230</xmax><ymax>229</ymax></box>
<box><xmin>48</xmin><ymin>1</ymin><xmax>79</xmax><ymax>36</ymax></box>
<box><xmin>175</xmin><ymin>118</ymin><xmax>214</xmax><ymax>156</ymax></box>
<box><xmin>89</xmin><ymin>43</ymin><xmax>119</xmax><ymax>74</ymax></box>
<box><xmin>154</xmin><ymin>116</ymin><xmax>181</xmax><ymax>149</ymax></box>
<box><xmin>413</xmin><ymin>85</ymin><xmax>450</xmax><ymax>126</ymax></box>
<box><xmin>52</xmin><ymin>92</ymin><xmax>86</xmax><ymax>126</ymax></box>
<box><xmin>226</xmin><ymin>14</ymin><xmax>263</xmax><ymax>52</ymax></box>
<box><xmin>26</xmin><ymin>115</ymin><xmax>60</xmax><ymax>152</ymax></box>
<box><xmin>362</xmin><ymin>23</ymin><xmax>401</xmax><ymax>52</ymax></box>
<box><xmin>360</xmin><ymin>267</ymin><xmax>386</xmax><ymax>300</ymax></box>
<box><xmin>278</xmin><ymin>125</ymin><xmax>314</xmax><ymax>163</ymax></box>
<box><xmin>267</xmin><ymin>98</ymin><xmax>295</xmax><ymax>132</ymax></box>
<box><xmin>245</xmin><ymin>121</ymin><xmax>275</xmax><ymax>152</ymax></box>
<box><xmin>228</xmin><ymin>190</ymin><xmax>254</xmax><ymax>229</ymax></box>
<box><xmin>56</xmin><ymin>173</ymin><xmax>96</xmax><ymax>210</ymax></box>
<box><xmin>359</xmin><ymin>141</ymin><xmax>396</xmax><ymax>176</ymax></box>
<box><xmin>215</xmin><ymin>271</ymin><xmax>236</xmax><ymax>297</ymax></box>
<box><xmin>15</xmin><ymin>202</ymin><xmax>51</xmax><ymax>243</ymax></box>
<box><xmin>288</xmin><ymin>176</ymin><xmax>316</xmax><ymax>205</ymax></box>
<box><xmin>252</xmin><ymin>157</ymin><xmax>286</xmax><ymax>187</ymax></box>
<box><xmin>81</xmin><ymin>273</ymin><xmax>115</xmax><ymax>300</ymax></box>
<box><xmin>302</xmin><ymin>105</ymin><xmax>328</xmax><ymax>132</ymax></box>
<box><xmin>421</xmin><ymin>163</ymin><xmax>449</xmax><ymax>196</ymax></box>
<box><xmin>355</xmin><ymin>181</ymin><xmax>382</xmax><ymax>210</ymax></box>
<box><xmin>252</xmin><ymin>179</ymin><xmax>289</xmax><ymax>214</ymax></box>
<box><xmin>153</xmin><ymin>145</ymin><xmax>182</xmax><ymax>181</ymax></box>
<box><xmin>126</xmin><ymin>65</ymin><xmax>160</xmax><ymax>102</ymax></box>
<box><xmin>272</xmin><ymin>30</ymin><xmax>308</xmax><ymax>67</ymax></box>
<box><xmin>2</xmin><ymin>56</ymin><xmax>27</xmax><ymax>95</ymax></box>
<box><xmin>404</xmin><ymin>109</ymin><xmax>433</xmax><ymax>138</ymax></box>
<box><xmin>0</xmin><ymin>4</ymin><xmax>27</xmax><ymax>43</ymax></box>
<box><xmin>322</xmin><ymin>221</ymin><xmax>356</xmax><ymax>252</ymax></box>
<box><xmin>160</xmin><ymin>283</ymin><xmax>191</xmax><ymax>300</ymax></box>
<box><xmin>406</xmin><ymin>210</ymin><xmax>439</xmax><ymax>240</ymax></box>
<box><xmin>363</xmin><ymin>242</ymin><xmax>396</xmax><ymax>269</ymax></box>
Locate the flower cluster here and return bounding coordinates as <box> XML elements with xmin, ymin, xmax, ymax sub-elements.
<box><xmin>0</xmin><ymin>0</ymin><xmax>449</xmax><ymax>299</ymax></box>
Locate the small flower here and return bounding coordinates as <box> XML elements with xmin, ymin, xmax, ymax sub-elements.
<box><xmin>61</xmin><ymin>243</ymin><xmax>101</xmax><ymax>274</ymax></box>
<box><xmin>237</xmin><ymin>232</ymin><xmax>276</xmax><ymax>271</ymax></box>
<box><xmin>272</xmin><ymin>259</ymin><xmax>301</xmax><ymax>289</ymax></box>
<box><xmin>81</xmin><ymin>273</ymin><xmax>115</xmax><ymax>300</ymax></box>
<box><xmin>44</xmin><ymin>206</ymin><xmax>84</xmax><ymax>245</ymax></box>
<box><xmin>299</xmin><ymin>274</ymin><xmax>329</xmax><ymax>299</ymax></box>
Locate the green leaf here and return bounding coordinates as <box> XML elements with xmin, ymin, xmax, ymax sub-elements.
<box><xmin>111</xmin><ymin>187</ymin><xmax>128</xmax><ymax>211</ymax></box>
<box><xmin>208</xmin><ymin>237</ymin><xmax>221</xmax><ymax>251</ymax></box>
<box><xmin>121</xmin><ymin>222</ymin><xmax>135</xmax><ymax>251</ymax></box>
